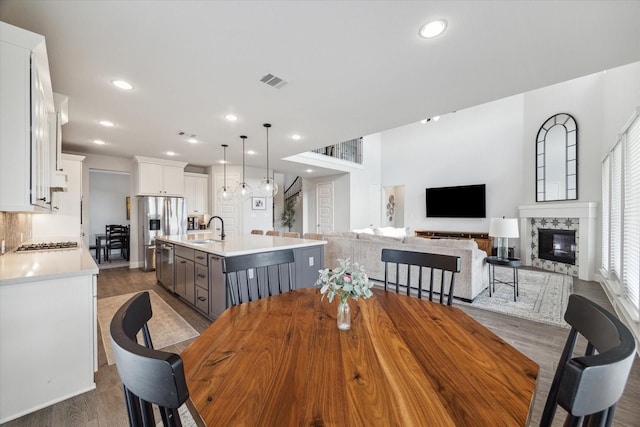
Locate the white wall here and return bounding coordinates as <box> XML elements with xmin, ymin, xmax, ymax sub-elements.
<box><xmin>602</xmin><ymin>62</ymin><xmax>640</xmax><ymax>157</ymax></box>
<box><xmin>350</xmin><ymin>133</ymin><xmax>382</xmax><ymax>230</ymax></box>
<box><xmin>522</xmin><ymin>72</ymin><xmax>604</xmax><ymax>204</ymax></box>
<box><xmin>379</xmin><ymin>94</ymin><xmax>524</xmax><ymax>234</ymax></box>
<box><xmin>208</xmin><ymin>164</ymin><xmax>274</xmax><ymax>234</ymax></box>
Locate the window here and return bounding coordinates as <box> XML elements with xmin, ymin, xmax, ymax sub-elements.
<box><xmin>623</xmin><ymin>116</ymin><xmax>640</xmax><ymax>310</ymax></box>
<box><xmin>611</xmin><ymin>143</ymin><xmax>622</xmax><ymax>279</ymax></box>
<box><xmin>602</xmin><ymin>113</ymin><xmax>640</xmax><ymax>313</ymax></box>
<box><xmin>601</xmin><ymin>157</ymin><xmax>610</xmax><ymax>274</ymax></box>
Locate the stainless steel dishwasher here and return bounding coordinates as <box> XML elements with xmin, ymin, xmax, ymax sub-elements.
<box><xmin>156</xmin><ymin>242</ymin><xmax>175</xmax><ymax>292</ymax></box>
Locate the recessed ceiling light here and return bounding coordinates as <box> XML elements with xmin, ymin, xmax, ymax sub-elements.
<box><xmin>225</xmin><ymin>114</ymin><xmax>238</xmax><ymax>122</ymax></box>
<box><xmin>247</xmin><ymin>150</ymin><xmax>256</xmax><ymax>155</ymax></box>
<box><xmin>219</xmin><ymin>159</ymin><xmax>227</xmax><ymax>164</ymax></box>
<box><xmin>166</xmin><ymin>151</ymin><xmax>176</xmax><ymax>156</ymax></box>
<box><xmin>93</xmin><ymin>139</ymin><xmax>106</xmax><ymax>145</ymax></box>
<box><xmin>99</xmin><ymin>120</ymin><xmax>114</xmax><ymax>127</ymax></box>
<box><xmin>419</xmin><ymin>19</ymin><xmax>447</xmax><ymax>38</ymax></box>
<box><xmin>306</xmin><ymin>169</ymin><xmax>313</xmax><ymax>173</ymax></box>
<box><xmin>188</xmin><ymin>138</ymin><xmax>198</xmax><ymax>144</ymax></box>
<box><xmin>292</xmin><ymin>134</ymin><xmax>302</xmax><ymax>141</ymax></box>
<box><xmin>111</xmin><ymin>80</ymin><xmax>134</xmax><ymax>90</ymax></box>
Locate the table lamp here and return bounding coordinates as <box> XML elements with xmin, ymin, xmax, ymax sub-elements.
<box><xmin>489</xmin><ymin>217</ymin><xmax>519</xmax><ymax>259</ymax></box>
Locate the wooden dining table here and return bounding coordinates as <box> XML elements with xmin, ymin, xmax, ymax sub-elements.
<box><xmin>181</xmin><ymin>288</ymin><xmax>539</xmax><ymax>426</ymax></box>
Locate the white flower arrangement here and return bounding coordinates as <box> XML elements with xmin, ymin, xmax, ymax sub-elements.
<box><xmin>316</xmin><ymin>258</ymin><xmax>373</xmax><ymax>304</ymax></box>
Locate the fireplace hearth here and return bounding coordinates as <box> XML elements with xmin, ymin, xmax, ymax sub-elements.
<box><xmin>538</xmin><ymin>229</ymin><xmax>576</xmax><ymax>265</ymax></box>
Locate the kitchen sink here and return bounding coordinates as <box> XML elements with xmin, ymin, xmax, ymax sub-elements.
<box><xmin>189</xmin><ymin>239</ymin><xmax>219</xmax><ymax>244</ymax></box>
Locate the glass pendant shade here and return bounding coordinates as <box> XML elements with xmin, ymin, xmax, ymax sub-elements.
<box><xmin>217</xmin><ymin>144</ymin><xmax>235</xmax><ymax>202</ymax></box>
<box><xmin>258</xmin><ymin>123</ymin><xmax>278</xmax><ymax>198</ymax></box>
<box><xmin>236</xmin><ymin>135</ymin><xmax>253</xmax><ymax>199</ymax></box>
<box><xmin>258</xmin><ymin>177</ymin><xmax>278</xmax><ymax>198</ymax></box>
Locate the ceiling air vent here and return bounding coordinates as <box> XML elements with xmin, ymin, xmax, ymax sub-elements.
<box><xmin>260</xmin><ymin>73</ymin><xmax>288</xmax><ymax>89</ymax></box>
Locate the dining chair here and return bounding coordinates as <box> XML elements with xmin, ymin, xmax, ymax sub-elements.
<box><xmin>539</xmin><ymin>294</ymin><xmax>637</xmax><ymax>427</ymax></box>
<box><xmin>222</xmin><ymin>249</ymin><xmax>295</xmax><ymax>307</ymax></box>
<box><xmin>283</xmin><ymin>231</ymin><xmax>300</xmax><ymax>238</ymax></box>
<box><xmin>265</xmin><ymin>230</ymin><xmax>280</xmax><ymax>236</ymax></box>
<box><xmin>381</xmin><ymin>248</ymin><xmax>461</xmax><ymax>305</ymax></box>
<box><xmin>250</xmin><ymin>229</ymin><xmax>264</xmax><ymax>235</ymax></box>
<box><xmin>110</xmin><ymin>291</ymin><xmax>194</xmax><ymax>427</ymax></box>
<box><xmin>106</xmin><ymin>224</ymin><xmax>129</xmax><ymax>262</ymax></box>
<box><xmin>303</xmin><ymin>233</ymin><xmax>323</xmax><ymax>240</ymax></box>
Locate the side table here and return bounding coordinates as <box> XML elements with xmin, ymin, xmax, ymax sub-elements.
<box><xmin>485</xmin><ymin>256</ymin><xmax>521</xmax><ymax>302</ymax></box>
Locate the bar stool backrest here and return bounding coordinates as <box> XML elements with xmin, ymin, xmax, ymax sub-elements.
<box><xmin>540</xmin><ymin>294</ymin><xmax>637</xmax><ymax>426</ymax></box>
<box><xmin>381</xmin><ymin>248</ymin><xmax>461</xmax><ymax>306</ymax></box>
<box><xmin>110</xmin><ymin>292</ymin><xmax>190</xmax><ymax>427</ymax></box>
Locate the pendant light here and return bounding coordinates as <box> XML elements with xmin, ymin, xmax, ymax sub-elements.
<box><xmin>236</xmin><ymin>135</ymin><xmax>252</xmax><ymax>199</ymax></box>
<box><xmin>257</xmin><ymin>123</ymin><xmax>278</xmax><ymax>198</ymax></box>
<box><xmin>217</xmin><ymin>144</ymin><xmax>235</xmax><ymax>202</ymax></box>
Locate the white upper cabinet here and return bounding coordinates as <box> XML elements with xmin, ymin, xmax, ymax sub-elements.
<box><xmin>32</xmin><ymin>154</ymin><xmax>85</xmax><ymax>239</ymax></box>
<box><xmin>184</xmin><ymin>173</ymin><xmax>209</xmax><ymax>214</ymax></box>
<box><xmin>134</xmin><ymin>156</ymin><xmax>187</xmax><ymax>196</ymax></box>
<box><xmin>0</xmin><ymin>22</ymin><xmax>55</xmax><ymax>212</ymax></box>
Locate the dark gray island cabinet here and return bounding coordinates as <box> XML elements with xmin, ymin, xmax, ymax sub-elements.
<box><xmin>155</xmin><ymin>234</ymin><xmax>325</xmax><ymax>320</ymax></box>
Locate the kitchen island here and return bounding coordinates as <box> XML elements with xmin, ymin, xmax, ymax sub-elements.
<box><xmin>155</xmin><ymin>233</ymin><xmax>326</xmax><ymax>319</ymax></box>
<box><xmin>0</xmin><ymin>242</ymin><xmax>99</xmax><ymax>424</ymax></box>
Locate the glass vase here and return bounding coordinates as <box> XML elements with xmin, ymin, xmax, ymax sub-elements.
<box><xmin>337</xmin><ymin>299</ymin><xmax>351</xmax><ymax>330</ymax></box>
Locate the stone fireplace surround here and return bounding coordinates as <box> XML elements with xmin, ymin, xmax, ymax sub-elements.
<box><xmin>518</xmin><ymin>202</ymin><xmax>597</xmax><ymax>281</ymax></box>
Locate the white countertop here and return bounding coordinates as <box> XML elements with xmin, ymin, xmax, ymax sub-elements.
<box><xmin>0</xmin><ymin>241</ymin><xmax>99</xmax><ymax>285</ymax></box>
<box><xmin>155</xmin><ymin>233</ymin><xmax>326</xmax><ymax>257</ymax></box>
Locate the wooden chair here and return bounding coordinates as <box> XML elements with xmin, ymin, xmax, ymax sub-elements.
<box><xmin>540</xmin><ymin>294</ymin><xmax>637</xmax><ymax>427</ymax></box>
<box><xmin>250</xmin><ymin>229</ymin><xmax>264</xmax><ymax>235</ymax></box>
<box><xmin>222</xmin><ymin>249</ymin><xmax>295</xmax><ymax>307</ymax></box>
<box><xmin>303</xmin><ymin>233</ymin><xmax>323</xmax><ymax>240</ymax></box>
<box><xmin>106</xmin><ymin>224</ymin><xmax>129</xmax><ymax>262</ymax></box>
<box><xmin>283</xmin><ymin>231</ymin><xmax>300</xmax><ymax>238</ymax></box>
<box><xmin>381</xmin><ymin>248</ymin><xmax>461</xmax><ymax>305</ymax></box>
<box><xmin>265</xmin><ymin>230</ymin><xmax>280</xmax><ymax>236</ymax></box>
<box><xmin>110</xmin><ymin>291</ymin><xmax>193</xmax><ymax>427</ymax></box>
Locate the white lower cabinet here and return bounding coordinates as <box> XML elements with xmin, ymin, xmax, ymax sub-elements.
<box><xmin>0</xmin><ymin>274</ymin><xmax>97</xmax><ymax>423</ymax></box>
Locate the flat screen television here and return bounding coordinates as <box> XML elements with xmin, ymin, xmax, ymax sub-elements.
<box><xmin>426</xmin><ymin>184</ymin><xmax>486</xmax><ymax>218</ymax></box>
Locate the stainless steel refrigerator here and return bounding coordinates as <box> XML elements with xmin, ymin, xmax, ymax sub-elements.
<box><xmin>138</xmin><ymin>196</ymin><xmax>186</xmax><ymax>273</ymax></box>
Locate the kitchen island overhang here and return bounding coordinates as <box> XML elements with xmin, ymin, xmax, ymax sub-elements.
<box><xmin>154</xmin><ymin>233</ymin><xmax>326</xmax><ymax>319</ymax></box>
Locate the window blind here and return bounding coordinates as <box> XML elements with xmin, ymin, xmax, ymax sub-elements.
<box><xmin>623</xmin><ymin>116</ymin><xmax>640</xmax><ymax>310</ymax></box>
<box><xmin>611</xmin><ymin>143</ymin><xmax>623</xmax><ymax>279</ymax></box>
<box><xmin>601</xmin><ymin>157</ymin><xmax>610</xmax><ymax>273</ymax></box>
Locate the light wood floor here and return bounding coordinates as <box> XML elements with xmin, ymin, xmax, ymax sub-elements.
<box><xmin>2</xmin><ymin>267</ymin><xmax>638</xmax><ymax>427</ymax></box>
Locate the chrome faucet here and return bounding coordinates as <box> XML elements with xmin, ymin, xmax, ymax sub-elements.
<box><xmin>206</xmin><ymin>215</ymin><xmax>225</xmax><ymax>240</ymax></box>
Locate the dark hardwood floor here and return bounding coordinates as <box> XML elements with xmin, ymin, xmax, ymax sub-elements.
<box><xmin>2</xmin><ymin>267</ymin><xmax>638</xmax><ymax>426</ymax></box>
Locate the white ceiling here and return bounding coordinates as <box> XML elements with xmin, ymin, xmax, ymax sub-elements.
<box><xmin>1</xmin><ymin>1</ymin><xmax>639</xmax><ymax>177</ymax></box>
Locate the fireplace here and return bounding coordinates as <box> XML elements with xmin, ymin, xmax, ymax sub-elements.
<box><xmin>538</xmin><ymin>229</ymin><xmax>576</xmax><ymax>265</ymax></box>
<box><xmin>518</xmin><ymin>202</ymin><xmax>597</xmax><ymax>280</ymax></box>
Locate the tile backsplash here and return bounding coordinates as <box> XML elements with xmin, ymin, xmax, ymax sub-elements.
<box><xmin>0</xmin><ymin>212</ymin><xmax>32</xmax><ymax>253</ymax></box>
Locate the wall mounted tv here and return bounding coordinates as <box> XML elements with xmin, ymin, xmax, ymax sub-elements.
<box><xmin>425</xmin><ymin>184</ymin><xmax>486</xmax><ymax>218</ymax></box>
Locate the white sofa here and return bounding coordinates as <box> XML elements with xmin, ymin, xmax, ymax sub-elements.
<box><xmin>323</xmin><ymin>232</ymin><xmax>489</xmax><ymax>301</ymax></box>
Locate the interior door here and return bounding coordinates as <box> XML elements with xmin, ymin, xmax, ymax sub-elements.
<box><xmin>214</xmin><ymin>172</ymin><xmax>240</xmax><ymax>238</ymax></box>
<box><xmin>316</xmin><ymin>182</ymin><xmax>334</xmax><ymax>233</ymax></box>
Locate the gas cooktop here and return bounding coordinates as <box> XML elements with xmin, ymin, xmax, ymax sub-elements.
<box><xmin>16</xmin><ymin>241</ymin><xmax>79</xmax><ymax>252</ymax></box>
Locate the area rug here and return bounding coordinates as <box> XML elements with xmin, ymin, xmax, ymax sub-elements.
<box><xmin>97</xmin><ymin>290</ymin><xmax>199</xmax><ymax>365</ymax></box>
<box><xmin>456</xmin><ymin>268</ymin><xmax>573</xmax><ymax>328</ymax></box>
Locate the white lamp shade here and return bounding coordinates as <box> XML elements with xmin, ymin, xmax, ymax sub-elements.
<box><xmin>489</xmin><ymin>218</ymin><xmax>519</xmax><ymax>238</ymax></box>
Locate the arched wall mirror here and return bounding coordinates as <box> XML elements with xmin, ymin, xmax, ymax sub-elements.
<box><xmin>536</xmin><ymin>113</ymin><xmax>578</xmax><ymax>202</ymax></box>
